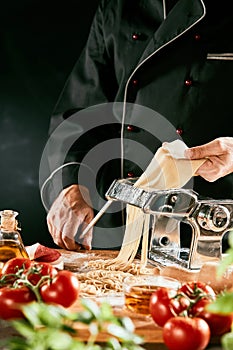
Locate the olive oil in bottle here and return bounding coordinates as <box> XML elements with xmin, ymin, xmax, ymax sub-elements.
<box><xmin>0</xmin><ymin>210</ymin><xmax>29</xmax><ymax>268</ymax></box>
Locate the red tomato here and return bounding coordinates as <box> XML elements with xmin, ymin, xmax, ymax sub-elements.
<box><xmin>191</xmin><ymin>298</ymin><xmax>233</xmax><ymax>336</ymax></box>
<box><xmin>163</xmin><ymin>316</ymin><xmax>210</xmax><ymax>350</ymax></box>
<box><xmin>1</xmin><ymin>258</ymin><xmax>57</xmax><ymax>287</ymax></box>
<box><xmin>0</xmin><ymin>286</ymin><xmax>36</xmax><ymax>319</ymax></box>
<box><xmin>149</xmin><ymin>287</ymin><xmax>190</xmax><ymax>327</ymax></box>
<box><xmin>1</xmin><ymin>258</ymin><xmax>33</xmax><ymax>287</ymax></box>
<box><xmin>178</xmin><ymin>281</ymin><xmax>215</xmax><ymax>301</ymax></box>
<box><xmin>40</xmin><ymin>270</ymin><xmax>80</xmax><ymax>307</ymax></box>
<box><xmin>2</xmin><ymin>257</ymin><xmax>32</xmax><ymax>275</ymax></box>
<box><xmin>26</xmin><ymin>262</ymin><xmax>58</xmax><ymax>286</ymax></box>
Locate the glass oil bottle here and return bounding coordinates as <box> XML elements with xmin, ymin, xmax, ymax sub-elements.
<box><xmin>0</xmin><ymin>209</ymin><xmax>29</xmax><ymax>268</ymax></box>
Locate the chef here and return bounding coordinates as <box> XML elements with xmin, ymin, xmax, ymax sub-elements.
<box><xmin>40</xmin><ymin>0</ymin><xmax>233</xmax><ymax>251</ymax></box>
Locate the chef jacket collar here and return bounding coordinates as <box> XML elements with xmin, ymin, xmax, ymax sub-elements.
<box><xmin>137</xmin><ymin>0</ymin><xmax>206</xmax><ymax>65</ymax></box>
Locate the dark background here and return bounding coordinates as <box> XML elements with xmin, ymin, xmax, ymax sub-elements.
<box><xmin>0</xmin><ymin>0</ymin><xmax>99</xmax><ymax>246</ymax></box>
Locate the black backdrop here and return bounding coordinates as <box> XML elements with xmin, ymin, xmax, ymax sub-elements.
<box><xmin>0</xmin><ymin>1</ymin><xmax>99</xmax><ymax>246</ymax></box>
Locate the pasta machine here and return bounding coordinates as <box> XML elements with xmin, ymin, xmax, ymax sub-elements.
<box><xmin>102</xmin><ymin>179</ymin><xmax>233</xmax><ymax>270</ymax></box>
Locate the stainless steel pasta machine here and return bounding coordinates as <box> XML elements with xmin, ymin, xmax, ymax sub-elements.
<box><xmin>102</xmin><ymin>179</ymin><xmax>233</xmax><ymax>270</ymax></box>
<box><xmin>81</xmin><ymin>178</ymin><xmax>233</xmax><ymax>270</ymax></box>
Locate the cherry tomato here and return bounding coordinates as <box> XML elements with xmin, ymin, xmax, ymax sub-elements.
<box><xmin>25</xmin><ymin>262</ymin><xmax>58</xmax><ymax>286</ymax></box>
<box><xmin>1</xmin><ymin>258</ymin><xmax>33</xmax><ymax>287</ymax></box>
<box><xmin>40</xmin><ymin>270</ymin><xmax>80</xmax><ymax>307</ymax></box>
<box><xmin>191</xmin><ymin>298</ymin><xmax>233</xmax><ymax>336</ymax></box>
<box><xmin>178</xmin><ymin>281</ymin><xmax>215</xmax><ymax>301</ymax></box>
<box><xmin>1</xmin><ymin>258</ymin><xmax>58</xmax><ymax>287</ymax></box>
<box><xmin>0</xmin><ymin>286</ymin><xmax>36</xmax><ymax>319</ymax></box>
<box><xmin>163</xmin><ymin>316</ymin><xmax>210</xmax><ymax>350</ymax></box>
<box><xmin>149</xmin><ymin>287</ymin><xmax>190</xmax><ymax>327</ymax></box>
<box><xmin>2</xmin><ymin>257</ymin><xmax>32</xmax><ymax>275</ymax></box>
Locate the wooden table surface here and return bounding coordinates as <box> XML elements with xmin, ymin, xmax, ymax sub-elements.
<box><xmin>61</xmin><ymin>249</ymin><xmax>223</xmax><ymax>350</ymax></box>
<box><xmin>0</xmin><ymin>249</ymin><xmax>223</xmax><ymax>350</ymax></box>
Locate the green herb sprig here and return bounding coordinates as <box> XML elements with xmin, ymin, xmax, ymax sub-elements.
<box><xmin>1</xmin><ymin>298</ymin><xmax>145</xmax><ymax>350</ymax></box>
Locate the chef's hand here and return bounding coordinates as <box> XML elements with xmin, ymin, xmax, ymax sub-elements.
<box><xmin>47</xmin><ymin>184</ymin><xmax>94</xmax><ymax>250</ymax></box>
<box><xmin>185</xmin><ymin>137</ymin><xmax>233</xmax><ymax>182</ymax></box>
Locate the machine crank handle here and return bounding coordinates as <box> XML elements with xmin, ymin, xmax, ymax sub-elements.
<box><xmin>79</xmin><ymin>200</ymin><xmax>113</xmax><ymax>239</ymax></box>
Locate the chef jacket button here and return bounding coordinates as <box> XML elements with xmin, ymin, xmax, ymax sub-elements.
<box><xmin>176</xmin><ymin>127</ymin><xmax>183</xmax><ymax>135</ymax></box>
<box><xmin>127</xmin><ymin>171</ymin><xmax>135</xmax><ymax>178</ymax></box>
<box><xmin>132</xmin><ymin>33</ymin><xmax>140</xmax><ymax>40</ymax></box>
<box><xmin>184</xmin><ymin>79</ymin><xmax>193</xmax><ymax>87</ymax></box>
<box><xmin>194</xmin><ymin>33</ymin><xmax>201</xmax><ymax>41</ymax></box>
<box><xmin>127</xmin><ymin>125</ymin><xmax>135</xmax><ymax>131</ymax></box>
<box><xmin>132</xmin><ymin>79</ymin><xmax>138</xmax><ymax>86</ymax></box>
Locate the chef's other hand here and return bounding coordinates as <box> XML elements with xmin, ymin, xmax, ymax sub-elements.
<box><xmin>47</xmin><ymin>184</ymin><xmax>94</xmax><ymax>251</ymax></box>
<box><xmin>185</xmin><ymin>137</ymin><xmax>233</xmax><ymax>182</ymax></box>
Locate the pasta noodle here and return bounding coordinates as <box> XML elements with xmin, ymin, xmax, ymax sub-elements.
<box><xmin>78</xmin><ymin>270</ymin><xmax>133</xmax><ymax>296</ymax></box>
<box><xmin>80</xmin><ymin>140</ymin><xmax>205</xmax><ymax>295</ymax></box>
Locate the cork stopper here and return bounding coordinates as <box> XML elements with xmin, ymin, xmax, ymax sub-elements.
<box><xmin>0</xmin><ymin>210</ymin><xmax>19</xmax><ymax>232</ymax></box>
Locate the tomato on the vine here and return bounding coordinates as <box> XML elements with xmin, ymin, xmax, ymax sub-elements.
<box><xmin>163</xmin><ymin>316</ymin><xmax>210</xmax><ymax>350</ymax></box>
<box><xmin>2</xmin><ymin>257</ymin><xmax>32</xmax><ymax>275</ymax></box>
<box><xmin>0</xmin><ymin>286</ymin><xmax>36</xmax><ymax>320</ymax></box>
<box><xmin>149</xmin><ymin>287</ymin><xmax>190</xmax><ymax>327</ymax></box>
<box><xmin>178</xmin><ymin>281</ymin><xmax>215</xmax><ymax>301</ymax></box>
<box><xmin>0</xmin><ymin>257</ymin><xmax>80</xmax><ymax>313</ymax></box>
<box><xmin>178</xmin><ymin>281</ymin><xmax>232</xmax><ymax>336</ymax></box>
<box><xmin>0</xmin><ymin>258</ymin><xmax>33</xmax><ymax>286</ymax></box>
<box><xmin>25</xmin><ymin>262</ymin><xmax>58</xmax><ymax>286</ymax></box>
<box><xmin>40</xmin><ymin>270</ymin><xmax>80</xmax><ymax>307</ymax></box>
<box><xmin>191</xmin><ymin>297</ymin><xmax>233</xmax><ymax>336</ymax></box>
<box><xmin>1</xmin><ymin>258</ymin><xmax>58</xmax><ymax>287</ymax></box>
